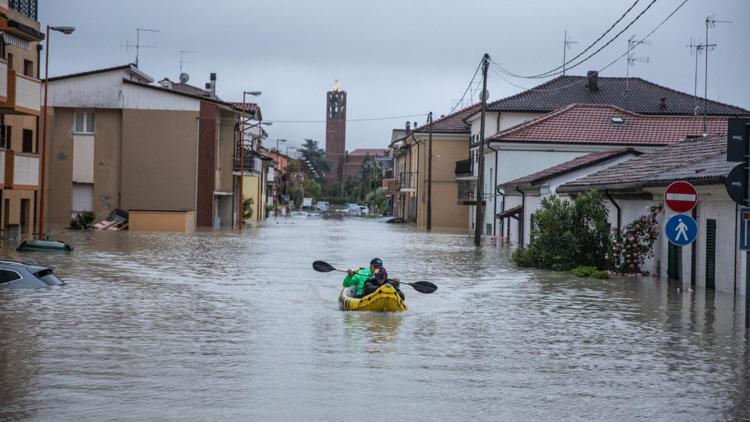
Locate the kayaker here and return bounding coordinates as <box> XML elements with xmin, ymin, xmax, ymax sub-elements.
<box><xmin>343</xmin><ymin>258</ymin><xmax>389</xmax><ymax>298</ymax></box>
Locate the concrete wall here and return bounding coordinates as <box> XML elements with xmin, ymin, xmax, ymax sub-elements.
<box><xmin>130</xmin><ymin>210</ymin><xmax>195</xmax><ymax>233</ymax></box>
<box><xmin>121</xmin><ymin>109</ymin><xmax>198</xmax><ymax>212</ymax></box>
<box><xmin>92</xmin><ymin>109</ymin><xmax>123</xmax><ymax>219</ymax></box>
<box><xmin>46</xmin><ymin>108</ymin><xmax>74</xmax><ymax>227</ymax></box>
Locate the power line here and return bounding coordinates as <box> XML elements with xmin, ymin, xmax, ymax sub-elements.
<box><xmin>494</xmin><ymin>0</ymin><xmax>657</xmax><ymax>80</ymax></box>
<box><xmin>450</xmin><ymin>58</ymin><xmax>483</xmax><ymax>113</ymax></box>
<box><xmin>487</xmin><ymin>0</ymin><xmax>689</xmax><ymax>94</ymax></box>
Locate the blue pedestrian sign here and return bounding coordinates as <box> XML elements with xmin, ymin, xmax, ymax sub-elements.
<box><xmin>740</xmin><ymin>208</ymin><xmax>750</xmax><ymax>250</ymax></box>
<box><xmin>665</xmin><ymin>214</ymin><xmax>697</xmax><ymax>246</ymax></box>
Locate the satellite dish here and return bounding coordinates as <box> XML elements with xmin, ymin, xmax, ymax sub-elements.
<box><xmin>179</xmin><ymin>73</ymin><xmax>190</xmax><ymax>83</ymax></box>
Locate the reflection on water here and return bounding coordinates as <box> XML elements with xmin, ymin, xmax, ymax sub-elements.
<box><xmin>1</xmin><ymin>219</ymin><xmax>749</xmax><ymax>421</ymax></box>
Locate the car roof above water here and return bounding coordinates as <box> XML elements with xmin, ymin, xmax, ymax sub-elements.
<box><xmin>0</xmin><ymin>260</ymin><xmax>50</xmax><ymax>273</ymax></box>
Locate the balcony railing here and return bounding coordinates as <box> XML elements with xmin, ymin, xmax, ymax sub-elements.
<box><xmin>9</xmin><ymin>0</ymin><xmax>37</xmax><ymax>20</ymax></box>
<box><xmin>0</xmin><ymin>60</ymin><xmax>7</xmax><ymax>102</ymax></box>
<box><xmin>234</xmin><ymin>147</ymin><xmax>261</xmax><ymax>173</ymax></box>
<box><xmin>0</xmin><ymin>70</ymin><xmax>41</xmax><ymax>115</ymax></box>
<box><xmin>13</xmin><ymin>152</ymin><xmax>38</xmax><ymax>186</ymax></box>
<box><xmin>3</xmin><ymin>150</ymin><xmax>38</xmax><ymax>188</ymax></box>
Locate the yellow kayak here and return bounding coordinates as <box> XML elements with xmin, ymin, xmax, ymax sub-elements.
<box><xmin>338</xmin><ymin>284</ymin><xmax>407</xmax><ymax>312</ymax></box>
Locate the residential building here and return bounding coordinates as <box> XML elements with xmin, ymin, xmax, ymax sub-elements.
<box><xmin>482</xmin><ymin>104</ymin><xmax>727</xmax><ymax>242</ymax></box>
<box><xmin>464</xmin><ymin>71</ymin><xmax>749</xmax><ymax>238</ymax></box>
<box><xmin>497</xmin><ymin>148</ymin><xmax>641</xmax><ymax>245</ymax></box>
<box><xmin>390</xmin><ymin>104</ymin><xmax>480</xmax><ymax>231</ymax></box>
<box><xmin>343</xmin><ymin>148</ymin><xmax>389</xmax><ymax>179</ymax></box>
<box><xmin>45</xmin><ymin>64</ymin><xmax>246</xmax><ymax>231</ymax></box>
<box><xmin>558</xmin><ymin>135</ymin><xmax>742</xmax><ymax>297</ymax></box>
<box><xmin>0</xmin><ymin>0</ymin><xmax>43</xmax><ymax>235</ymax></box>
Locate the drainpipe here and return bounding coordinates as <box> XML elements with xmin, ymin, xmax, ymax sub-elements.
<box><xmin>487</xmin><ymin>143</ymin><xmax>500</xmax><ymax>236</ymax></box>
<box><xmin>605</xmin><ymin>189</ymin><xmax>622</xmax><ymax>230</ymax></box>
<box><xmin>516</xmin><ymin>187</ymin><xmax>526</xmax><ymax>247</ymax></box>
<box><xmin>496</xmin><ymin>187</ymin><xmax>505</xmax><ymax>240</ymax></box>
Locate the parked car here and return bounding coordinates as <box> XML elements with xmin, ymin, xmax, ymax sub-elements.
<box><xmin>0</xmin><ymin>260</ymin><xmax>65</xmax><ymax>289</ymax></box>
<box><xmin>359</xmin><ymin>206</ymin><xmax>370</xmax><ymax>216</ymax></box>
<box><xmin>346</xmin><ymin>203</ymin><xmax>361</xmax><ymax>216</ymax></box>
<box><xmin>316</xmin><ymin>201</ymin><xmax>330</xmax><ymax>212</ymax></box>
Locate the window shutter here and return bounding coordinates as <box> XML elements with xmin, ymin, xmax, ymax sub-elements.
<box><xmin>705</xmin><ymin>219</ymin><xmax>716</xmax><ymax>289</ymax></box>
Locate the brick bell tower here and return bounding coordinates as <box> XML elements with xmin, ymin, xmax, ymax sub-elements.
<box><xmin>325</xmin><ymin>80</ymin><xmax>347</xmax><ymax>184</ymax></box>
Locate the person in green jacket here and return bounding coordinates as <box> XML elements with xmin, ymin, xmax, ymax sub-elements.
<box><xmin>343</xmin><ymin>258</ymin><xmax>394</xmax><ymax>298</ymax></box>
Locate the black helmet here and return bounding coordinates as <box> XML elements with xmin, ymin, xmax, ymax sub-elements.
<box><xmin>370</xmin><ymin>258</ymin><xmax>383</xmax><ymax>268</ymax></box>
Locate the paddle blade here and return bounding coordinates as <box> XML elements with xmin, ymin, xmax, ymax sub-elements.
<box><xmin>408</xmin><ymin>281</ymin><xmax>437</xmax><ymax>294</ymax></box>
<box><xmin>312</xmin><ymin>260</ymin><xmax>336</xmax><ymax>273</ymax></box>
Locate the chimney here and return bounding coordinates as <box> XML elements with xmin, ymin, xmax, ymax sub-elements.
<box><xmin>586</xmin><ymin>70</ymin><xmax>599</xmax><ymax>92</ymax></box>
<box><xmin>659</xmin><ymin>97</ymin><xmax>667</xmax><ymax>111</ymax></box>
<box><xmin>209</xmin><ymin>73</ymin><xmax>217</xmax><ymax>97</ymax></box>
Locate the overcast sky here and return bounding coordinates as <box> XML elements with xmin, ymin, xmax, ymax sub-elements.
<box><xmin>40</xmin><ymin>0</ymin><xmax>750</xmax><ymax>152</ymax></box>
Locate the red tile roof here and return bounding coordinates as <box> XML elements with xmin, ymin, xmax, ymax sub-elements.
<box><xmin>489</xmin><ymin>104</ymin><xmax>727</xmax><ymax>146</ymax></box>
<box><xmin>412</xmin><ymin>103</ymin><xmax>482</xmax><ymax>134</ymax></box>
<box><xmin>558</xmin><ymin>135</ymin><xmax>731</xmax><ymax>192</ymax></box>
<box><xmin>483</xmin><ymin>74</ymin><xmax>748</xmax><ymax>116</ymax></box>
<box><xmin>500</xmin><ymin>148</ymin><xmax>640</xmax><ymax>189</ymax></box>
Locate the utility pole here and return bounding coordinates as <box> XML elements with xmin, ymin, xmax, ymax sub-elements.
<box><xmin>474</xmin><ymin>53</ymin><xmax>490</xmax><ymax>247</ymax></box>
<box><xmin>703</xmin><ymin>16</ymin><xmax>730</xmax><ymax>131</ymax></box>
<box><xmin>562</xmin><ymin>30</ymin><xmax>577</xmax><ymax>76</ymax></box>
<box><xmin>426</xmin><ymin>112</ymin><xmax>433</xmax><ymax>232</ymax></box>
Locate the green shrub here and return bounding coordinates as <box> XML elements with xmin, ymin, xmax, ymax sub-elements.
<box><xmin>511</xmin><ymin>191</ymin><xmax>611</xmax><ymax>271</ymax></box>
<box><xmin>70</xmin><ymin>211</ymin><xmax>95</xmax><ymax>230</ymax></box>
<box><xmin>571</xmin><ymin>265</ymin><xmax>610</xmax><ymax>279</ymax></box>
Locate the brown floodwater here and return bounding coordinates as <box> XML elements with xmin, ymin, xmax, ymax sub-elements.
<box><xmin>1</xmin><ymin>217</ymin><xmax>749</xmax><ymax>421</ymax></box>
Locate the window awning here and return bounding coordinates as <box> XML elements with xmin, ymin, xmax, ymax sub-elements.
<box><xmin>495</xmin><ymin>205</ymin><xmax>523</xmax><ymax>219</ymax></box>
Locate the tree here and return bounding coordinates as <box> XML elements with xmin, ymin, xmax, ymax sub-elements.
<box><xmin>299</xmin><ymin>139</ymin><xmax>330</xmax><ymax>178</ymax></box>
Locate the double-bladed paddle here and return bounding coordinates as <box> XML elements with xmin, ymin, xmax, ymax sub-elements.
<box><xmin>312</xmin><ymin>260</ymin><xmax>437</xmax><ymax>294</ymax></box>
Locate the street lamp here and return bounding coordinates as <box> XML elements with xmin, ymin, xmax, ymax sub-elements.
<box><xmin>39</xmin><ymin>25</ymin><xmax>75</xmax><ymax>237</ymax></box>
<box><xmin>238</xmin><ymin>90</ymin><xmax>262</xmax><ymax>229</ymax></box>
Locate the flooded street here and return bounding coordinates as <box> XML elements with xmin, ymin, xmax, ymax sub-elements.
<box><xmin>1</xmin><ymin>218</ymin><xmax>749</xmax><ymax>421</ymax></box>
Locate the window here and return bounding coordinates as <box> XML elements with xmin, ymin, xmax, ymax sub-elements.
<box><xmin>22</xmin><ymin>129</ymin><xmax>32</xmax><ymax>153</ymax></box>
<box><xmin>7</xmin><ymin>53</ymin><xmax>12</xmax><ymax>70</ymax></box>
<box><xmin>74</xmin><ymin>112</ymin><xmax>95</xmax><ymax>134</ymax></box>
<box><xmin>0</xmin><ymin>269</ymin><xmax>21</xmax><ymax>284</ymax></box>
<box><xmin>23</xmin><ymin>59</ymin><xmax>33</xmax><ymax>77</ymax></box>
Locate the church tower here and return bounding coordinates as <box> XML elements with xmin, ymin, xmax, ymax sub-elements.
<box><xmin>325</xmin><ymin>80</ymin><xmax>346</xmax><ymax>184</ymax></box>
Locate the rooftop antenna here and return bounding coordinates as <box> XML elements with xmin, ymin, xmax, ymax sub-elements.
<box><xmin>624</xmin><ymin>34</ymin><xmax>651</xmax><ymax>109</ymax></box>
<box><xmin>686</xmin><ymin>37</ymin><xmax>705</xmax><ymax>102</ymax></box>
<box><xmin>703</xmin><ymin>15</ymin><xmax>730</xmax><ymax>130</ymax></box>
<box><xmin>562</xmin><ymin>30</ymin><xmax>578</xmax><ymax>76</ymax></box>
<box><xmin>123</xmin><ymin>28</ymin><xmax>160</xmax><ymax>68</ymax></box>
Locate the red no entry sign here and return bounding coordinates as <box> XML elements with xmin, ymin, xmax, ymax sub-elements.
<box><xmin>665</xmin><ymin>181</ymin><xmax>698</xmax><ymax>212</ymax></box>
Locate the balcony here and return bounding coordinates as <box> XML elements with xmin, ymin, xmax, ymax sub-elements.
<box><xmin>0</xmin><ymin>70</ymin><xmax>41</xmax><ymax>115</ymax></box>
<box><xmin>457</xmin><ymin>180</ymin><xmax>484</xmax><ymax>206</ymax></box>
<box><xmin>9</xmin><ymin>0</ymin><xmax>37</xmax><ymax>20</ymax></box>
<box><xmin>2</xmin><ymin>150</ymin><xmax>38</xmax><ymax>188</ymax></box>
<box><xmin>233</xmin><ymin>147</ymin><xmax>262</xmax><ymax>174</ymax></box>
<box><xmin>0</xmin><ymin>0</ymin><xmax>42</xmax><ymax>42</ymax></box>
<box><xmin>0</xmin><ymin>59</ymin><xmax>7</xmax><ymax>102</ymax></box>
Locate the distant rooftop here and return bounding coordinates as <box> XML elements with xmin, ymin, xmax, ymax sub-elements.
<box><xmin>348</xmin><ymin>148</ymin><xmax>389</xmax><ymax>157</ymax></box>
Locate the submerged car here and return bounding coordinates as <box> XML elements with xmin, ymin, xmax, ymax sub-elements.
<box><xmin>0</xmin><ymin>260</ymin><xmax>65</xmax><ymax>289</ymax></box>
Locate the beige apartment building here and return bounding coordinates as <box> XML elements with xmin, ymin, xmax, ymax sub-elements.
<box><xmin>45</xmin><ymin>64</ymin><xmax>248</xmax><ymax>231</ymax></box>
<box><xmin>0</xmin><ymin>0</ymin><xmax>43</xmax><ymax>235</ymax></box>
<box><xmin>389</xmin><ymin>104</ymin><xmax>479</xmax><ymax>232</ymax></box>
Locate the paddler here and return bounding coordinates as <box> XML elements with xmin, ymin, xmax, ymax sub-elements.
<box><xmin>343</xmin><ymin>258</ymin><xmax>391</xmax><ymax>298</ymax></box>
